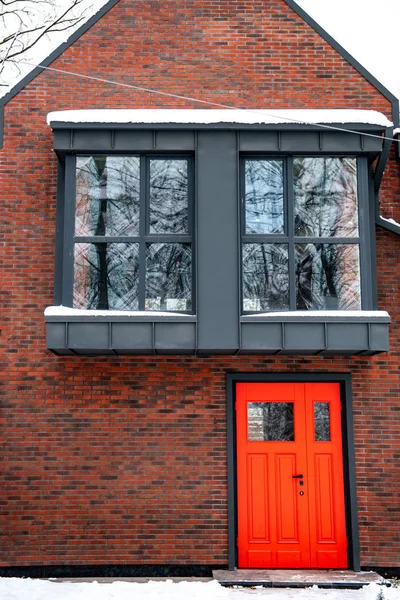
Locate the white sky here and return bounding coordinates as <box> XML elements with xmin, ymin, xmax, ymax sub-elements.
<box><xmin>1</xmin><ymin>0</ymin><xmax>399</xmax><ymax>100</ymax></box>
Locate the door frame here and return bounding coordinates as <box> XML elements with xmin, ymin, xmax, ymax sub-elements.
<box><xmin>226</xmin><ymin>373</ymin><xmax>360</xmax><ymax>571</ymax></box>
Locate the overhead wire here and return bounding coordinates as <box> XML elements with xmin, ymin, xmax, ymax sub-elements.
<box><xmin>9</xmin><ymin>58</ymin><xmax>400</xmax><ymax>145</ymax></box>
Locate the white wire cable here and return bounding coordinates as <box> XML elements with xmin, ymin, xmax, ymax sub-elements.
<box><xmin>8</xmin><ymin>58</ymin><xmax>400</xmax><ymax>145</ymax></box>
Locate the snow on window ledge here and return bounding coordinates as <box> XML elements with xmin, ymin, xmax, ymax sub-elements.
<box><xmin>46</xmin><ymin>108</ymin><xmax>393</xmax><ymax>128</ymax></box>
<box><xmin>241</xmin><ymin>310</ymin><xmax>390</xmax><ymax>320</ymax></box>
<box><xmin>379</xmin><ymin>216</ymin><xmax>400</xmax><ymax>228</ymax></box>
<box><xmin>44</xmin><ymin>306</ymin><xmax>195</xmax><ymax>318</ymax></box>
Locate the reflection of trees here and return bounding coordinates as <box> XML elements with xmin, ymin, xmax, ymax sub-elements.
<box><xmin>295</xmin><ymin>244</ymin><xmax>360</xmax><ymax>310</ymax></box>
<box><xmin>248</xmin><ymin>403</ymin><xmax>294</xmax><ymax>441</ymax></box>
<box><xmin>245</xmin><ymin>160</ymin><xmax>283</xmax><ymax>234</ymax></box>
<box><xmin>294</xmin><ymin>158</ymin><xmax>357</xmax><ymax>238</ymax></box>
<box><xmin>243</xmin><ymin>244</ymin><xmax>288</xmax><ymax>310</ymax></box>
<box><xmin>150</xmin><ymin>160</ymin><xmax>188</xmax><ymax>234</ymax></box>
<box><xmin>146</xmin><ymin>244</ymin><xmax>191</xmax><ymax>310</ymax></box>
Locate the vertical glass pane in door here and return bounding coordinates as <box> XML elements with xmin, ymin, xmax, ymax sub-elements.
<box><xmin>245</xmin><ymin>160</ymin><xmax>284</xmax><ymax>234</ymax></box>
<box><xmin>314</xmin><ymin>402</ymin><xmax>331</xmax><ymax>441</ymax></box>
<box><xmin>295</xmin><ymin>243</ymin><xmax>361</xmax><ymax>310</ymax></box>
<box><xmin>75</xmin><ymin>156</ymin><xmax>140</xmax><ymax>236</ymax></box>
<box><xmin>242</xmin><ymin>243</ymin><xmax>289</xmax><ymax>311</ymax></box>
<box><xmin>149</xmin><ymin>159</ymin><xmax>188</xmax><ymax>233</ymax></box>
<box><xmin>293</xmin><ymin>157</ymin><xmax>358</xmax><ymax>237</ymax></box>
<box><xmin>248</xmin><ymin>402</ymin><xmax>295</xmax><ymax>441</ymax></box>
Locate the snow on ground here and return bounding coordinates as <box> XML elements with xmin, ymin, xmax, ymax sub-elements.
<box><xmin>1</xmin><ymin>579</ymin><xmax>400</xmax><ymax>600</ymax></box>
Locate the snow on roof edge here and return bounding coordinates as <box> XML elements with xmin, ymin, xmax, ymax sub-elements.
<box><xmin>46</xmin><ymin>108</ymin><xmax>393</xmax><ymax>127</ymax></box>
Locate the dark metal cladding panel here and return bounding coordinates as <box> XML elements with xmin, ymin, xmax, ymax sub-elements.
<box><xmin>114</xmin><ymin>130</ymin><xmax>154</xmax><ymax>150</ymax></box>
<box><xmin>155</xmin><ymin>130</ymin><xmax>195</xmax><ymax>150</ymax></box>
<box><xmin>46</xmin><ymin>323</ymin><xmax>66</xmax><ymax>350</ymax></box>
<box><xmin>68</xmin><ymin>322</ymin><xmax>109</xmax><ymax>349</ymax></box>
<box><xmin>197</xmin><ymin>131</ymin><xmax>239</xmax><ymax>351</ymax></box>
<box><xmin>281</xmin><ymin>131</ymin><xmax>320</xmax><ymax>151</ymax></box>
<box><xmin>327</xmin><ymin>323</ymin><xmax>369</xmax><ymax>350</ymax></box>
<box><xmin>111</xmin><ymin>322</ymin><xmax>152</xmax><ymax>349</ymax></box>
<box><xmin>154</xmin><ymin>322</ymin><xmax>196</xmax><ymax>350</ymax></box>
<box><xmin>369</xmin><ymin>323</ymin><xmax>390</xmax><ymax>351</ymax></box>
<box><xmin>241</xmin><ymin>323</ymin><xmax>283</xmax><ymax>350</ymax></box>
<box><xmin>239</xmin><ymin>131</ymin><xmax>280</xmax><ymax>151</ymax></box>
<box><xmin>53</xmin><ymin>130</ymin><xmax>73</xmax><ymax>150</ymax></box>
<box><xmin>284</xmin><ymin>322</ymin><xmax>325</xmax><ymax>350</ymax></box>
<box><xmin>73</xmin><ymin>130</ymin><xmax>112</xmax><ymax>150</ymax></box>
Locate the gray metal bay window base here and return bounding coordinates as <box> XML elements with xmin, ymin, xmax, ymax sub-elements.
<box><xmin>46</xmin><ymin>311</ymin><xmax>390</xmax><ymax>356</ymax></box>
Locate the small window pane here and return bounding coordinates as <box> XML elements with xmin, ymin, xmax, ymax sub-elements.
<box><xmin>73</xmin><ymin>243</ymin><xmax>139</xmax><ymax>310</ymax></box>
<box><xmin>294</xmin><ymin>157</ymin><xmax>358</xmax><ymax>238</ymax></box>
<box><xmin>248</xmin><ymin>402</ymin><xmax>294</xmax><ymax>441</ymax></box>
<box><xmin>295</xmin><ymin>243</ymin><xmax>361</xmax><ymax>310</ymax></box>
<box><xmin>149</xmin><ymin>159</ymin><xmax>188</xmax><ymax>234</ymax></box>
<box><xmin>75</xmin><ymin>156</ymin><xmax>140</xmax><ymax>237</ymax></box>
<box><xmin>314</xmin><ymin>402</ymin><xmax>331</xmax><ymax>441</ymax></box>
<box><xmin>146</xmin><ymin>243</ymin><xmax>191</xmax><ymax>311</ymax></box>
<box><xmin>243</xmin><ymin>243</ymin><xmax>289</xmax><ymax>311</ymax></box>
<box><xmin>245</xmin><ymin>160</ymin><xmax>284</xmax><ymax>234</ymax></box>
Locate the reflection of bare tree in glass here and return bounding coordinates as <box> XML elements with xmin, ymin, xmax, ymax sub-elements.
<box><xmin>294</xmin><ymin>158</ymin><xmax>359</xmax><ymax>309</ymax></box>
<box><xmin>245</xmin><ymin>160</ymin><xmax>284</xmax><ymax>234</ymax></box>
<box><xmin>146</xmin><ymin>243</ymin><xmax>191</xmax><ymax>310</ymax></box>
<box><xmin>243</xmin><ymin>244</ymin><xmax>289</xmax><ymax>310</ymax></box>
<box><xmin>150</xmin><ymin>160</ymin><xmax>188</xmax><ymax>234</ymax></box>
<box><xmin>248</xmin><ymin>403</ymin><xmax>294</xmax><ymax>441</ymax></box>
<box><xmin>314</xmin><ymin>403</ymin><xmax>330</xmax><ymax>441</ymax></box>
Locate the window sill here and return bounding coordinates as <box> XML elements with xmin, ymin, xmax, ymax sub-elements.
<box><xmin>240</xmin><ymin>310</ymin><xmax>390</xmax><ymax>355</ymax></box>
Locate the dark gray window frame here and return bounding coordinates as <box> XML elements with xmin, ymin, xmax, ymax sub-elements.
<box><xmin>240</xmin><ymin>155</ymin><xmax>373</xmax><ymax>313</ymax></box>
<box><xmin>226</xmin><ymin>372</ymin><xmax>360</xmax><ymax>571</ymax></box>
<box><xmin>60</xmin><ymin>152</ymin><xmax>195</xmax><ymax>314</ymax></box>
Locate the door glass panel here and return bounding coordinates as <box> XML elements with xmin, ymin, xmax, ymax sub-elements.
<box><xmin>243</xmin><ymin>243</ymin><xmax>289</xmax><ymax>311</ymax></box>
<box><xmin>149</xmin><ymin>159</ymin><xmax>188</xmax><ymax>233</ymax></box>
<box><xmin>248</xmin><ymin>402</ymin><xmax>294</xmax><ymax>441</ymax></box>
<box><xmin>245</xmin><ymin>160</ymin><xmax>284</xmax><ymax>234</ymax></box>
<box><xmin>293</xmin><ymin>157</ymin><xmax>358</xmax><ymax>237</ymax></box>
<box><xmin>295</xmin><ymin>243</ymin><xmax>361</xmax><ymax>310</ymax></box>
<box><xmin>314</xmin><ymin>402</ymin><xmax>331</xmax><ymax>441</ymax></box>
<box><xmin>75</xmin><ymin>156</ymin><xmax>140</xmax><ymax>237</ymax></box>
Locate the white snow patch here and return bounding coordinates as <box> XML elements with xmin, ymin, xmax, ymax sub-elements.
<box><xmin>46</xmin><ymin>109</ymin><xmax>393</xmax><ymax>127</ymax></box>
<box><xmin>44</xmin><ymin>305</ymin><xmax>193</xmax><ymax>317</ymax></box>
<box><xmin>393</xmin><ymin>128</ymin><xmax>400</xmax><ymax>136</ymax></box>
<box><xmin>0</xmin><ymin>579</ymin><xmax>398</xmax><ymax>600</ymax></box>
<box><xmin>380</xmin><ymin>216</ymin><xmax>400</xmax><ymax>228</ymax></box>
<box><xmin>242</xmin><ymin>310</ymin><xmax>390</xmax><ymax>319</ymax></box>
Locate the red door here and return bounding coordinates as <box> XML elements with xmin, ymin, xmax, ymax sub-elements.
<box><xmin>236</xmin><ymin>382</ymin><xmax>348</xmax><ymax>569</ymax></box>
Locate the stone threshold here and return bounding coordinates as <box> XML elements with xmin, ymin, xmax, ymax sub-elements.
<box><xmin>212</xmin><ymin>569</ymin><xmax>385</xmax><ymax>589</ymax></box>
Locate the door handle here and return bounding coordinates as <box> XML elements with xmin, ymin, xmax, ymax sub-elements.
<box><xmin>292</xmin><ymin>474</ymin><xmax>303</xmax><ymax>479</ymax></box>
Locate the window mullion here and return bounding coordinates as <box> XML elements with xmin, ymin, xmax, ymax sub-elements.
<box><xmin>64</xmin><ymin>154</ymin><xmax>77</xmax><ymax>307</ymax></box>
<box><xmin>139</xmin><ymin>156</ymin><xmax>147</xmax><ymax>311</ymax></box>
<box><xmin>286</xmin><ymin>156</ymin><xmax>296</xmax><ymax>311</ymax></box>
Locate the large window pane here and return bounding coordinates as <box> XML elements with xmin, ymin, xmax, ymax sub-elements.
<box><xmin>75</xmin><ymin>156</ymin><xmax>140</xmax><ymax>237</ymax></box>
<box><xmin>294</xmin><ymin>157</ymin><xmax>358</xmax><ymax>237</ymax></box>
<box><xmin>149</xmin><ymin>159</ymin><xmax>188</xmax><ymax>234</ymax></box>
<box><xmin>295</xmin><ymin>243</ymin><xmax>361</xmax><ymax>310</ymax></box>
<box><xmin>74</xmin><ymin>243</ymin><xmax>139</xmax><ymax>310</ymax></box>
<box><xmin>245</xmin><ymin>160</ymin><xmax>284</xmax><ymax>234</ymax></box>
<box><xmin>243</xmin><ymin>243</ymin><xmax>289</xmax><ymax>311</ymax></box>
<box><xmin>146</xmin><ymin>243</ymin><xmax>191</xmax><ymax>311</ymax></box>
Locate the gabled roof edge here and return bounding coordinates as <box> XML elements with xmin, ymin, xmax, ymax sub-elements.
<box><xmin>0</xmin><ymin>0</ymin><xmax>120</xmax><ymax>109</ymax></box>
<box><xmin>284</xmin><ymin>0</ymin><xmax>399</xmax><ymax>128</ymax></box>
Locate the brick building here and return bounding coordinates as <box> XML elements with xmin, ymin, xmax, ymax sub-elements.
<box><xmin>1</xmin><ymin>0</ymin><xmax>400</xmax><ymax>577</ymax></box>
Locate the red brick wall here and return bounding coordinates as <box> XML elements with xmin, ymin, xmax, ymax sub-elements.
<box><xmin>1</xmin><ymin>0</ymin><xmax>399</xmax><ymax>567</ymax></box>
